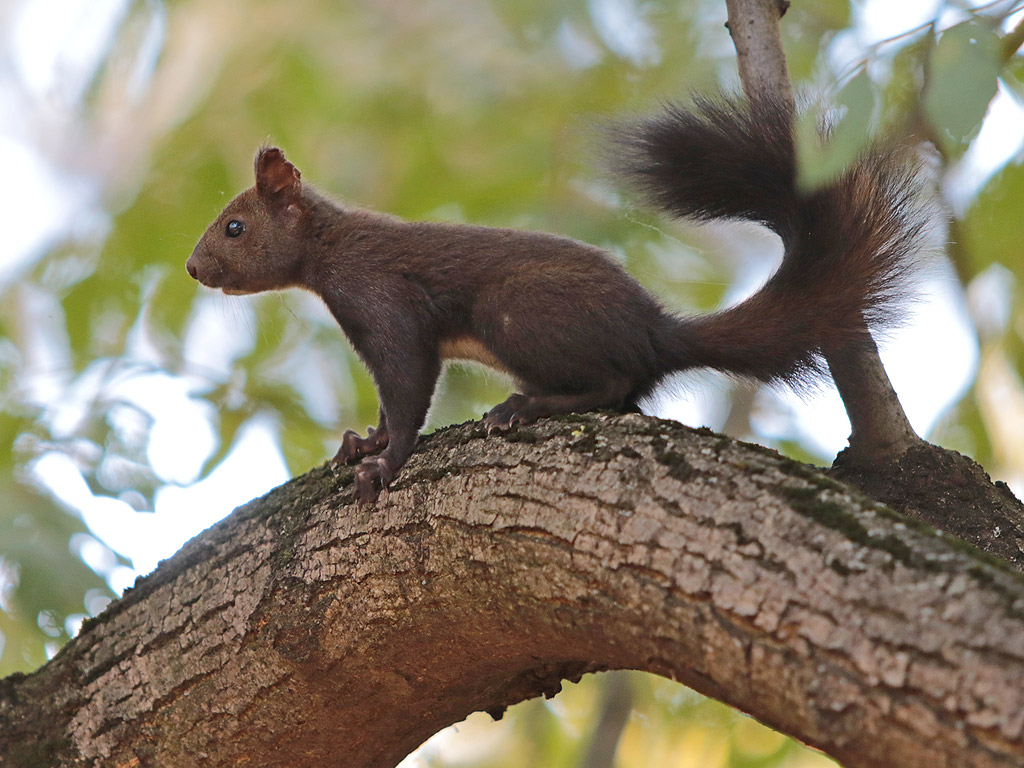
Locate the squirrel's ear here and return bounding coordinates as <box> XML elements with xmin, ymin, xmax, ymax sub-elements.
<box><xmin>255</xmin><ymin>147</ymin><xmax>302</xmax><ymax>209</ymax></box>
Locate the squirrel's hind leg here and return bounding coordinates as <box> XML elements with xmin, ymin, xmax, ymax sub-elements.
<box><xmin>484</xmin><ymin>377</ymin><xmax>633</xmax><ymax>432</ymax></box>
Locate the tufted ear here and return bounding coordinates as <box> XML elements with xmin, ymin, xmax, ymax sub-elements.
<box><xmin>254</xmin><ymin>147</ymin><xmax>302</xmax><ymax>211</ymax></box>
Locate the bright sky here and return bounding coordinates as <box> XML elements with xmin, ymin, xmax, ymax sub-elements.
<box><xmin>3</xmin><ymin>0</ymin><xmax>1024</xmax><ymax>614</ymax></box>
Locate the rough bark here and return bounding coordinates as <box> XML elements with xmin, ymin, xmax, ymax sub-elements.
<box><xmin>2</xmin><ymin>414</ymin><xmax>1023</xmax><ymax>768</ymax></box>
<box><xmin>831</xmin><ymin>441</ymin><xmax>1024</xmax><ymax>571</ymax></box>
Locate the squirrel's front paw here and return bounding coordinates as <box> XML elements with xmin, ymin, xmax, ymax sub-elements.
<box><xmin>354</xmin><ymin>455</ymin><xmax>395</xmax><ymax>502</ymax></box>
<box><xmin>334</xmin><ymin>426</ymin><xmax>390</xmax><ymax>464</ymax></box>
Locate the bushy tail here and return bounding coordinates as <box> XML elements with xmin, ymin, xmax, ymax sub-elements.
<box><xmin>614</xmin><ymin>95</ymin><xmax>935</xmax><ymax>386</ymax></box>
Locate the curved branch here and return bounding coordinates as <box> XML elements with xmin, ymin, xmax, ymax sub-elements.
<box><xmin>2</xmin><ymin>414</ymin><xmax>1022</xmax><ymax>768</ymax></box>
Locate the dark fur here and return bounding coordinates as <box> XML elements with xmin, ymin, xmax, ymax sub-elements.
<box><xmin>613</xmin><ymin>96</ymin><xmax>929</xmax><ymax>385</ymax></box>
<box><xmin>187</xmin><ymin>97</ymin><xmax>932</xmax><ymax>501</ymax></box>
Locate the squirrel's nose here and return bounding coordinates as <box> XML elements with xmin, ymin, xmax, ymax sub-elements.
<box><xmin>186</xmin><ymin>258</ymin><xmax>198</xmax><ymax>280</ymax></box>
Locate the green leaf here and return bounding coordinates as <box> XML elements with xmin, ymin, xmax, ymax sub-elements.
<box><xmin>796</xmin><ymin>70</ymin><xmax>877</xmax><ymax>191</ymax></box>
<box><xmin>924</xmin><ymin>20</ymin><xmax>1001</xmax><ymax>151</ymax></box>
<box><xmin>963</xmin><ymin>160</ymin><xmax>1024</xmax><ymax>273</ymax></box>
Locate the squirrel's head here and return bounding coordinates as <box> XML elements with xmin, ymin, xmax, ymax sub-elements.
<box><xmin>187</xmin><ymin>147</ymin><xmax>307</xmax><ymax>295</ymax></box>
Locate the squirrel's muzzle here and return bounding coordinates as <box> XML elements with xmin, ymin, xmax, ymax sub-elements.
<box><xmin>186</xmin><ymin>243</ymin><xmax>207</xmax><ymax>282</ymax></box>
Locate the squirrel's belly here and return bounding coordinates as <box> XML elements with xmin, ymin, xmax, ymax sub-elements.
<box><xmin>440</xmin><ymin>335</ymin><xmax>510</xmax><ymax>374</ymax></box>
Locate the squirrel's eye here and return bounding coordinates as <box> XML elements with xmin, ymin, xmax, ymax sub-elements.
<box><xmin>225</xmin><ymin>220</ymin><xmax>244</xmax><ymax>238</ymax></box>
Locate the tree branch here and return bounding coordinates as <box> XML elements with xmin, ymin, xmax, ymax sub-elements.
<box><xmin>3</xmin><ymin>415</ymin><xmax>1023</xmax><ymax>768</ymax></box>
<box><xmin>724</xmin><ymin>0</ymin><xmax>794</xmax><ymax>112</ymax></box>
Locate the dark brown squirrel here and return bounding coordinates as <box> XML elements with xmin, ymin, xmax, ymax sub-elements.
<box><xmin>187</xmin><ymin>95</ymin><xmax>931</xmax><ymax>502</ymax></box>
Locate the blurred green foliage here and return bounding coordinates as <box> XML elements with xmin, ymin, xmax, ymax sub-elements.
<box><xmin>1</xmin><ymin>0</ymin><xmax>1023</xmax><ymax>765</ymax></box>
<box><xmin>925</xmin><ymin>19</ymin><xmax>1002</xmax><ymax>152</ymax></box>
<box><xmin>414</xmin><ymin>672</ymin><xmax>839</xmax><ymax>767</ymax></box>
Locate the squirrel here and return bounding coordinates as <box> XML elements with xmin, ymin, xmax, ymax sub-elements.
<box><xmin>187</xmin><ymin>95</ymin><xmax>931</xmax><ymax>502</ymax></box>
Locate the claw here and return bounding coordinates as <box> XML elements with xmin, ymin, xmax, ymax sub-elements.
<box><xmin>485</xmin><ymin>420</ymin><xmax>508</xmax><ymax>435</ymax></box>
<box><xmin>334</xmin><ymin>426</ymin><xmax>390</xmax><ymax>465</ymax></box>
<box><xmin>354</xmin><ymin>455</ymin><xmax>395</xmax><ymax>503</ymax></box>
<box><xmin>483</xmin><ymin>394</ymin><xmax>535</xmax><ymax>433</ymax></box>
